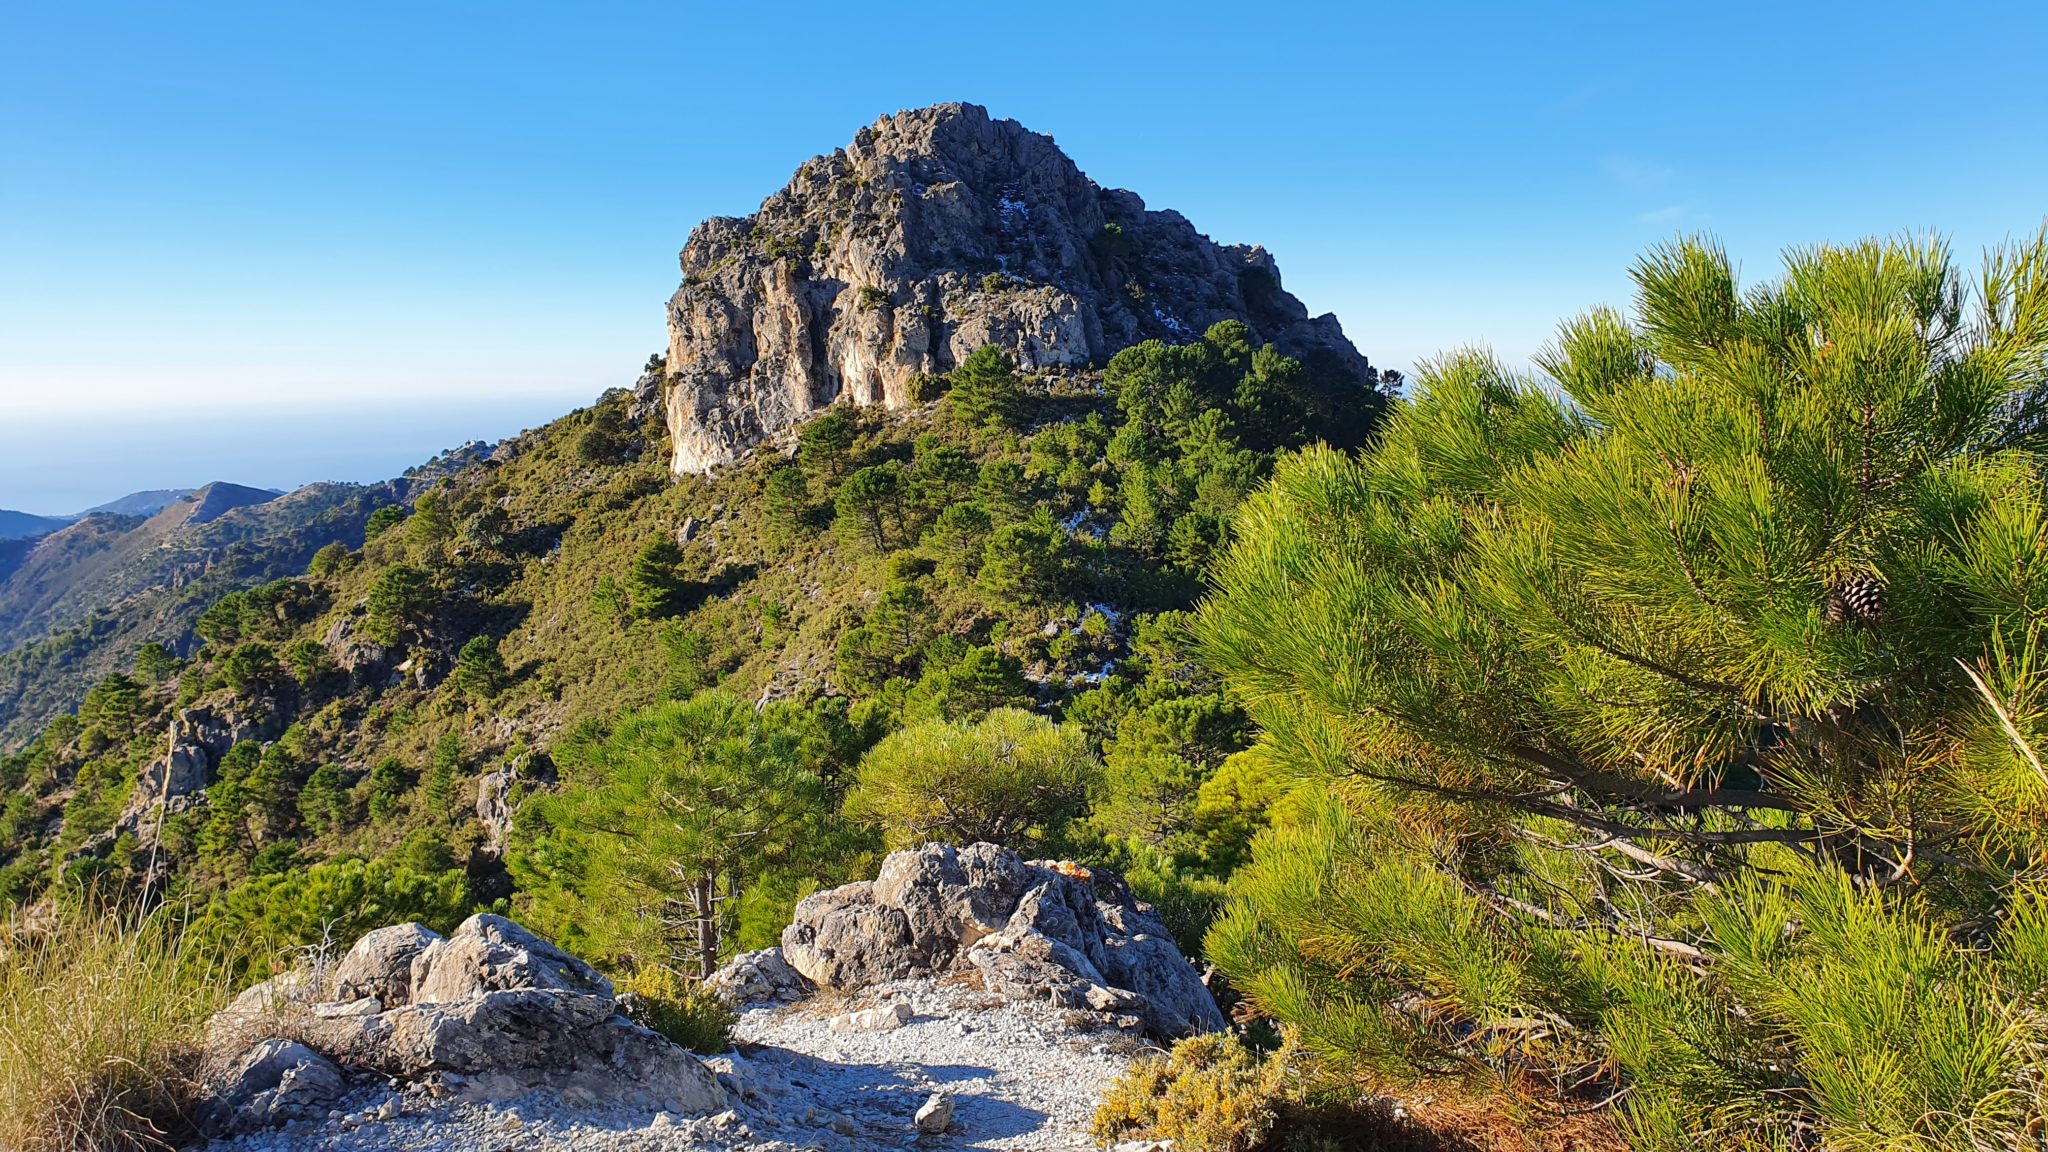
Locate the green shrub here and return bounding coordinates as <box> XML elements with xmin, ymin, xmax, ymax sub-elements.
<box><xmin>845</xmin><ymin>708</ymin><xmax>1095</xmax><ymax>848</ymax></box>
<box><xmin>1092</xmin><ymin>1032</ymin><xmax>1285</xmax><ymax>1152</ymax></box>
<box><xmin>576</xmin><ymin>405</ymin><xmax>633</xmax><ymax>465</ymax></box>
<box><xmin>616</xmin><ymin>965</ymin><xmax>737</xmax><ymax>1056</ymax></box>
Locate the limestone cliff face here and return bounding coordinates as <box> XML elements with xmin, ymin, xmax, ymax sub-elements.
<box><xmin>664</xmin><ymin>102</ymin><xmax>1374</xmax><ymax>474</ymax></box>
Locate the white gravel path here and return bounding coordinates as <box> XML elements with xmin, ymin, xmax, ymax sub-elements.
<box><xmin>192</xmin><ymin>978</ymin><xmax>1155</xmax><ymax>1152</ymax></box>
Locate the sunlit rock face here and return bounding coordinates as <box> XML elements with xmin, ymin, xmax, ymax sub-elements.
<box><xmin>663</xmin><ymin>102</ymin><xmax>1372</xmax><ymax>474</ymax></box>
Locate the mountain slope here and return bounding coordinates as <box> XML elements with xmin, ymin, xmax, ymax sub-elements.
<box><xmin>0</xmin><ymin>106</ymin><xmax>1387</xmax><ymax>984</ymax></box>
<box><xmin>2</xmin><ymin>482</ymin><xmax>325</xmax><ymax>652</ymax></box>
<box><xmin>0</xmin><ymin>480</ymin><xmax>415</xmax><ymax>748</ymax></box>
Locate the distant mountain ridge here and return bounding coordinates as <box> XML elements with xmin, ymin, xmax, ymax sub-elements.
<box><xmin>0</xmin><ymin>480</ymin><xmax>410</xmax><ymax>748</ymax></box>
<box><xmin>79</xmin><ymin>488</ymin><xmax>200</xmax><ymax>518</ymax></box>
<box><xmin>0</xmin><ymin>440</ymin><xmax>504</xmax><ymax>749</ymax></box>
<box><xmin>0</xmin><ymin>511</ymin><xmax>72</xmax><ymax>541</ymax></box>
<box><xmin>0</xmin><ymin>488</ymin><xmax>203</xmax><ymax>541</ymax></box>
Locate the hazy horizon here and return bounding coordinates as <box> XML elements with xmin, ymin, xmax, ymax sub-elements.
<box><xmin>0</xmin><ymin>394</ymin><xmax>596</xmax><ymax>516</ymax></box>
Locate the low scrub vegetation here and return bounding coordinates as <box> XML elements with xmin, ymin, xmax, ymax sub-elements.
<box><xmin>616</xmin><ymin>964</ymin><xmax>739</xmax><ymax>1056</ymax></box>
<box><xmin>0</xmin><ymin>902</ymin><xmax>230</xmax><ymax>1152</ymax></box>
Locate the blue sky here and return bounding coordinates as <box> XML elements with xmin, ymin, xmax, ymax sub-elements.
<box><xmin>2</xmin><ymin>1</ymin><xmax>2045</xmax><ymax>512</ymax></box>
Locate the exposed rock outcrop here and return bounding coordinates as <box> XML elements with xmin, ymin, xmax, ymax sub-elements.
<box><xmin>664</xmin><ymin>102</ymin><xmax>1376</xmax><ymax>473</ymax></box>
<box><xmin>779</xmin><ymin>842</ymin><xmax>1225</xmax><ymax>1038</ymax></box>
<box><xmin>201</xmin><ymin>914</ymin><xmax>726</xmax><ymax>1136</ymax></box>
<box><xmin>116</xmin><ymin>703</ymin><xmax>282</xmax><ymax>840</ymax></box>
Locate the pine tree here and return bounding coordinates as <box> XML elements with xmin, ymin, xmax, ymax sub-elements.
<box><xmin>542</xmin><ymin>692</ymin><xmax>837</xmax><ymax>978</ymax></box>
<box><xmin>366</xmin><ymin>564</ymin><xmax>435</xmax><ymax>645</ymax></box>
<box><xmin>844</xmin><ymin>708</ymin><xmax>1096</xmax><ymax>848</ymax></box>
<box><xmin>1196</xmin><ymin>232</ymin><xmax>2048</xmax><ymax>1147</ymax></box>
<box><xmin>454</xmin><ymin>635</ymin><xmax>509</xmax><ymax>698</ymax></box>
<box><xmin>424</xmin><ymin>733</ymin><xmax>461</xmax><ymax>810</ymax></box>
<box><xmin>796</xmin><ymin>406</ymin><xmax>857</xmax><ymax>478</ymax></box>
<box><xmin>628</xmin><ymin>536</ymin><xmax>690</xmax><ymax>619</ymax></box>
<box><xmin>132</xmin><ymin>642</ymin><xmax>180</xmax><ymax>684</ymax></box>
<box><xmin>946</xmin><ymin>345</ymin><xmax>1025</xmax><ymax>429</ymax></box>
<box><xmin>834</xmin><ymin>463</ymin><xmax>903</xmax><ymax>550</ymax></box>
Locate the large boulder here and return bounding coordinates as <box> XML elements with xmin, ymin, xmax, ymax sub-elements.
<box><xmin>781</xmin><ymin>881</ymin><xmax>922</xmax><ymax>987</ymax></box>
<box><xmin>410</xmin><ymin>913</ymin><xmax>614</xmax><ymax>1003</ymax></box>
<box><xmin>197</xmin><ymin>1039</ymin><xmax>346</xmax><ymax>1137</ymax></box>
<box><xmin>782</xmin><ymin>843</ymin><xmax>1225</xmax><ymax>1038</ymax></box>
<box><xmin>199</xmin><ymin>914</ymin><xmax>726</xmax><ymax>1132</ymax></box>
<box><xmin>330</xmin><ymin>921</ymin><xmax>439</xmax><ymax>1007</ymax></box>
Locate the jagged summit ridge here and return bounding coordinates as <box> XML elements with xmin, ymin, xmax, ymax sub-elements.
<box><xmin>663</xmin><ymin>102</ymin><xmax>1374</xmax><ymax>473</ymax></box>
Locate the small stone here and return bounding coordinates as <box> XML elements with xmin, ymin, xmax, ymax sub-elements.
<box><xmin>828</xmin><ymin>1001</ymin><xmax>914</xmax><ymax>1033</ymax></box>
<box><xmin>913</xmin><ymin>1092</ymin><xmax>955</xmax><ymax>1134</ymax></box>
<box><xmin>650</xmin><ymin>1111</ymin><xmax>678</xmax><ymax>1130</ymax></box>
<box><xmin>829</xmin><ymin>1113</ymin><xmax>858</xmax><ymax>1135</ymax></box>
<box><xmin>711</xmin><ymin>1109</ymin><xmax>742</xmax><ymax>1129</ymax></box>
<box><xmin>374</xmin><ymin>1096</ymin><xmax>401</xmax><ymax>1121</ymax></box>
<box><xmin>310</xmin><ymin>996</ymin><xmax>383</xmax><ymax>1018</ymax></box>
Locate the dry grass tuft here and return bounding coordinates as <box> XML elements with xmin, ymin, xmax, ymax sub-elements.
<box><xmin>0</xmin><ymin>902</ymin><xmax>231</xmax><ymax>1152</ymax></box>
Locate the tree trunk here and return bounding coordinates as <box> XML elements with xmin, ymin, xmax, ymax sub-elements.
<box><xmin>696</xmin><ymin>871</ymin><xmax>719</xmax><ymax>981</ymax></box>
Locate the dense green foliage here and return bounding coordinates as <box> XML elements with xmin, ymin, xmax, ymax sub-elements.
<box><xmin>1198</xmin><ymin>234</ymin><xmax>2048</xmax><ymax>1146</ymax></box>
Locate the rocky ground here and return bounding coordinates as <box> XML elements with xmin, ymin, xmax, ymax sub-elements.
<box><xmin>194</xmin><ymin>975</ymin><xmax>1152</xmax><ymax>1152</ymax></box>
<box><xmin>192</xmin><ymin>845</ymin><xmax>1211</xmax><ymax>1152</ymax></box>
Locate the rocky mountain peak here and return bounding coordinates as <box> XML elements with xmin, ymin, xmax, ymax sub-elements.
<box><xmin>663</xmin><ymin>102</ymin><xmax>1374</xmax><ymax>473</ymax></box>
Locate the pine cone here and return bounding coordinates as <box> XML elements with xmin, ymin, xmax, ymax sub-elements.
<box><xmin>1827</xmin><ymin>572</ymin><xmax>1886</xmax><ymax>626</ymax></box>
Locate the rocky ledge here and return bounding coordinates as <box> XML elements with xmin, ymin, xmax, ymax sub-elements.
<box><xmin>663</xmin><ymin>101</ymin><xmax>1378</xmax><ymax>473</ymax></box>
